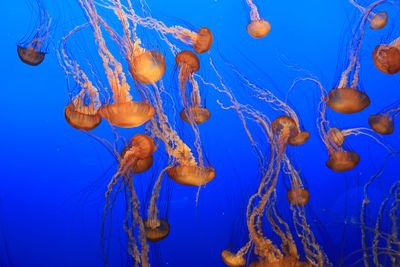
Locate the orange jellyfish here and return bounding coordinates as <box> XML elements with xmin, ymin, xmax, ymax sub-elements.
<box><xmin>100</xmin><ymin>134</ymin><xmax>157</xmax><ymax>266</ymax></box>
<box><xmin>143</xmin><ymin>168</ymin><xmax>170</xmax><ymax>243</ymax></box>
<box><xmin>78</xmin><ymin>0</ymin><xmax>155</xmax><ymax>128</ymax></box>
<box><xmin>373</xmin><ymin>40</ymin><xmax>400</xmax><ymax>75</ymax></box>
<box><xmin>324</xmin><ymin>1</ymin><xmax>389</xmax><ymax>113</ymax></box>
<box><xmin>101</xmin><ymin>0</ymin><xmax>213</xmax><ymax>53</ymax></box>
<box><xmin>94</xmin><ymin>0</ymin><xmax>166</xmax><ymax>84</ymax></box>
<box><xmin>175</xmin><ymin>50</ymin><xmax>211</xmax><ymax>125</ymax></box>
<box><xmin>245</xmin><ymin>0</ymin><xmax>271</xmax><ymax>38</ymax></box>
<box><xmin>59</xmin><ymin>26</ymin><xmax>102</xmax><ymax>131</ymax></box>
<box><xmin>368</xmin><ymin>100</ymin><xmax>400</xmax><ymax>134</ymax></box>
<box><xmin>350</xmin><ymin>0</ymin><xmax>388</xmax><ymax>30</ymax></box>
<box><xmin>17</xmin><ymin>0</ymin><xmax>51</xmax><ymax>66</ymax></box>
<box><xmin>121</xmin><ymin>134</ymin><xmax>156</xmax><ymax>173</ymax></box>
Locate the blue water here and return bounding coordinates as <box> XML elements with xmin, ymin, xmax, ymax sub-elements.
<box><xmin>1</xmin><ymin>0</ymin><xmax>400</xmax><ymax>266</ymax></box>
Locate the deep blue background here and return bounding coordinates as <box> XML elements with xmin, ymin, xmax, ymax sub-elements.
<box><xmin>1</xmin><ymin>0</ymin><xmax>400</xmax><ymax>266</ymax></box>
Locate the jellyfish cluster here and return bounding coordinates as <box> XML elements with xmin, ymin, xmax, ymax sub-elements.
<box><xmin>13</xmin><ymin>0</ymin><xmax>400</xmax><ymax>266</ymax></box>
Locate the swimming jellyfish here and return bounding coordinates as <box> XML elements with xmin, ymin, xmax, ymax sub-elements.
<box><xmin>17</xmin><ymin>0</ymin><xmax>51</xmax><ymax>66</ymax></box>
<box><xmin>59</xmin><ymin>26</ymin><xmax>102</xmax><ymax>131</ymax></box>
<box><xmin>245</xmin><ymin>0</ymin><xmax>271</xmax><ymax>38</ymax></box>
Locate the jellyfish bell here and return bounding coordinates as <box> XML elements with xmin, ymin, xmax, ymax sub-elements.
<box><xmin>99</xmin><ymin>101</ymin><xmax>155</xmax><ymax>128</ymax></box>
<box><xmin>17</xmin><ymin>46</ymin><xmax>45</xmax><ymax>66</ymax></box>
<box><xmin>143</xmin><ymin>218</ymin><xmax>170</xmax><ymax>242</ymax></box>
<box><xmin>64</xmin><ymin>104</ymin><xmax>102</xmax><ymax>131</ymax></box>
<box><xmin>247</xmin><ymin>20</ymin><xmax>271</xmax><ymax>39</ymax></box>
<box><xmin>370</xmin><ymin>11</ymin><xmax>388</xmax><ymax>30</ymax></box>
<box><xmin>326</xmin><ymin>151</ymin><xmax>360</xmax><ymax>172</ymax></box>
<box><xmin>176</xmin><ymin>50</ymin><xmax>200</xmax><ymax>72</ymax></box>
<box><xmin>121</xmin><ymin>146</ymin><xmax>154</xmax><ymax>174</ymax></box>
<box><xmin>325</xmin><ymin>87</ymin><xmax>370</xmax><ymax>114</ymax></box>
<box><xmin>368</xmin><ymin>114</ymin><xmax>394</xmax><ymax>135</ymax></box>
<box><xmin>271</xmin><ymin>116</ymin><xmax>299</xmax><ymax>139</ymax></box>
<box><xmin>288</xmin><ymin>131</ymin><xmax>310</xmax><ymax>146</ymax></box>
<box><xmin>327</xmin><ymin>127</ymin><xmax>344</xmax><ymax>147</ymax></box>
<box><xmin>193</xmin><ymin>27</ymin><xmax>213</xmax><ymax>54</ymax></box>
<box><xmin>180</xmin><ymin>107</ymin><xmax>211</xmax><ymax>124</ymax></box>
<box><xmin>287</xmin><ymin>188</ymin><xmax>310</xmax><ymax>206</ymax></box>
<box><xmin>372</xmin><ymin>44</ymin><xmax>400</xmax><ymax>74</ymax></box>
<box><xmin>221</xmin><ymin>250</ymin><xmax>246</xmax><ymax>267</ymax></box>
<box><xmin>129</xmin><ymin>51</ymin><xmax>166</xmax><ymax>84</ymax></box>
<box><xmin>130</xmin><ymin>134</ymin><xmax>155</xmax><ymax>159</ymax></box>
<box><xmin>167</xmin><ymin>165</ymin><xmax>216</xmax><ymax>186</ymax></box>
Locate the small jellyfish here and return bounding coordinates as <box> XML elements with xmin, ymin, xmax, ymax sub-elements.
<box><xmin>167</xmin><ymin>165</ymin><xmax>216</xmax><ymax>186</ymax></box>
<box><xmin>370</xmin><ymin>11</ymin><xmax>388</xmax><ymax>30</ymax></box>
<box><xmin>271</xmin><ymin>116</ymin><xmax>309</xmax><ymax>147</ymax></box>
<box><xmin>247</xmin><ymin>20</ymin><xmax>271</xmax><ymax>39</ymax></box>
<box><xmin>129</xmin><ymin>50</ymin><xmax>166</xmax><ymax>84</ymax></box>
<box><xmin>221</xmin><ymin>250</ymin><xmax>246</xmax><ymax>267</ymax></box>
<box><xmin>245</xmin><ymin>0</ymin><xmax>270</xmax><ymax>38</ymax></box>
<box><xmin>373</xmin><ymin>44</ymin><xmax>400</xmax><ymax>74</ymax></box>
<box><xmin>193</xmin><ymin>27</ymin><xmax>213</xmax><ymax>53</ymax></box>
<box><xmin>325</xmin><ymin>87</ymin><xmax>370</xmax><ymax>114</ymax></box>
<box><xmin>326</xmin><ymin>151</ymin><xmax>360</xmax><ymax>172</ymax></box>
<box><xmin>287</xmin><ymin>188</ymin><xmax>310</xmax><ymax>206</ymax></box>
<box><xmin>180</xmin><ymin>107</ymin><xmax>211</xmax><ymax>124</ymax></box>
<box><xmin>17</xmin><ymin>0</ymin><xmax>51</xmax><ymax>66</ymax></box>
<box><xmin>327</xmin><ymin>127</ymin><xmax>345</xmax><ymax>147</ymax></box>
<box><xmin>143</xmin><ymin>218</ymin><xmax>170</xmax><ymax>242</ymax></box>
<box><xmin>369</xmin><ymin>114</ymin><xmax>394</xmax><ymax>135</ymax></box>
<box><xmin>175</xmin><ymin>50</ymin><xmax>210</xmax><ymax>125</ymax></box>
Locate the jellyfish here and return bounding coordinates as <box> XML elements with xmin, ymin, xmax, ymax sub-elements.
<box><xmin>325</xmin><ymin>1</ymin><xmax>390</xmax><ymax>113</ymax></box>
<box><xmin>373</xmin><ymin>40</ymin><xmax>400</xmax><ymax>75</ymax></box>
<box><xmin>59</xmin><ymin>26</ymin><xmax>102</xmax><ymax>131</ymax></box>
<box><xmin>17</xmin><ymin>0</ymin><xmax>51</xmax><ymax>66</ymax></box>
<box><xmin>143</xmin><ymin>168</ymin><xmax>170</xmax><ymax>243</ymax></box>
<box><xmin>204</xmin><ymin>63</ymin><xmax>328</xmax><ymax>266</ymax></box>
<box><xmin>99</xmin><ymin>133</ymin><xmax>157</xmax><ymax>266</ymax></box>
<box><xmin>350</xmin><ymin>0</ymin><xmax>388</xmax><ymax>30</ymax></box>
<box><xmin>100</xmin><ymin>0</ymin><xmax>213</xmax><ymax>53</ymax></box>
<box><xmin>175</xmin><ymin>51</ymin><xmax>211</xmax><ymax>125</ymax></box>
<box><xmin>78</xmin><ymin>0</ymin><xmax>156</xmax><ymax>128</ymax></box>
<box><xmin>245</xmin><ymin>0</ymin><xmax>271</xmax><ymax>38</ymax></box>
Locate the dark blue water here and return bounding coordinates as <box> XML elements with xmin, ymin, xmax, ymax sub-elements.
<box><xmin>1</xmin><ymin>0</ymin><xmax>400</xmax><ymax>266</ymax></box>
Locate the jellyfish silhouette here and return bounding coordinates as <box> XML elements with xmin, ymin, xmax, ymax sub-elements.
<box><xmin>17</xmin><ymin>0</ymin><xmax>51</xmax><ymax>66</ymax></box>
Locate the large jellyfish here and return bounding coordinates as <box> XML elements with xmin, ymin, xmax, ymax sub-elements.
<box><xmin>59</xmin><ymin>26</ymin><xmax>102</xmax><ymax>131</ymax></box>
<box><xmin>78</xmin><ymin>0</ymin><xmax>156</xmax><ymax>128</ymax></box>
<box><xmin>17</xmin><ymin>0</ymin><xmax>51</xmax><ymax>66</ymax></box>
<box><xmin>245</xmin><ymin>0</ymin><xmax>271</xmax><ymax>39</ymax></box>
